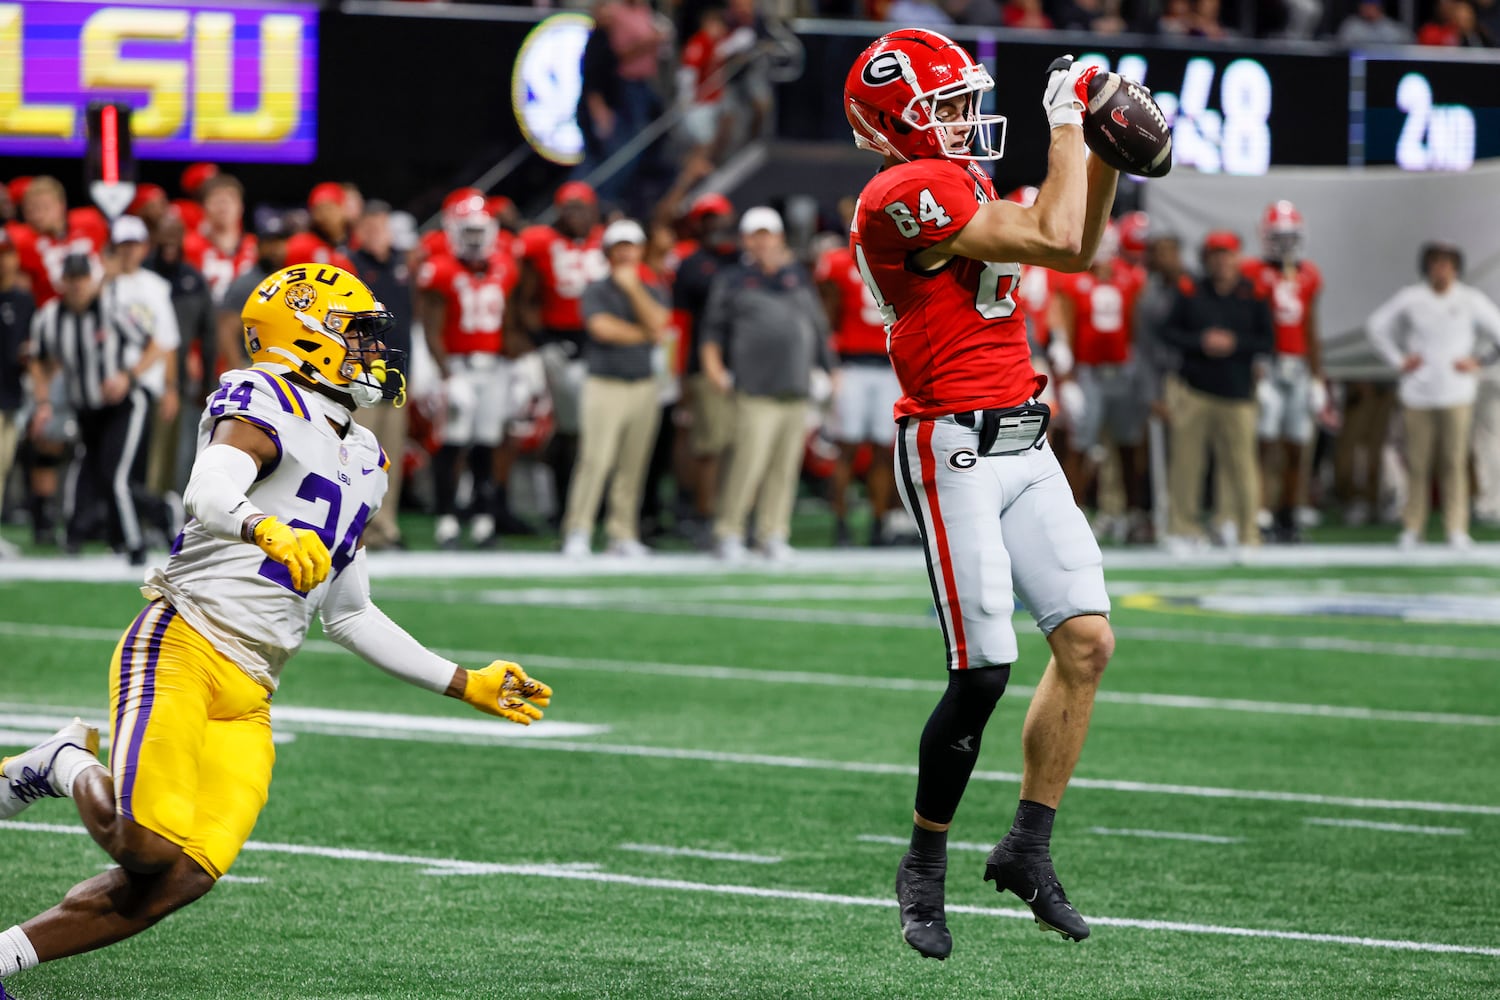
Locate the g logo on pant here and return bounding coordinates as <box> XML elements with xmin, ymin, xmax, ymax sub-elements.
<box><xmin>947</xmin><ymin>449</ymin><xmax>978</xmax><ymax>471</ymax></box>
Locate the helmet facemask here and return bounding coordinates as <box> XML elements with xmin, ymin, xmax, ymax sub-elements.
<box><xmin>1264</xmin><ymin>228</ymin><xmax>1303</xmax><ymax>265</ymax></box>
<box><xmin>326</xmin><ymin>308</ymin><xmax>405</xmax><ymax>408</ymax></box>
<box><xmin>851</xmin><ymin>50</ymin><xmax>1007</xmax><ymax>163</ymax></box>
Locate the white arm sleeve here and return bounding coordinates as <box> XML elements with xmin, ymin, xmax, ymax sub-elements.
<box><xmin>320</xmin><ymin>549</ymin><xmax>459</xmax><ymax>694</ymax></box>
<box><xmin>1366</xmin><ymin>290</ymin><xmax>1409</xmax><ymax>371</ymax></box>
<box><xmin>183</xmin><ymin>444</ymin><xmax>264</xmax><ymax>541</ymax></box>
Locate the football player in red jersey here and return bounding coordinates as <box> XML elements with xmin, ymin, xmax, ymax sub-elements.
<box><xmin>1050</xmin><ymin>223</ymin><xmax>1149</xmax><ymax>537</ymax></box>
<box><xmin>417</xmin><ymin>193</ymin><xmax>525</xmax><ymax>548</ymax></box>
<box><xmin>284</xmin><ymin>183</ymin><xmax>357</xmax><ymax>273</ymax></box>
<box><xmin>516</xmin><ymin>181</ymin><xmax>608</xmax><ymax>517</ymax></box>
<box><xmin>182</xmin><ymin>174</ymin><xmax>257</xmax><ymax>307</ymax></box>
<box><xmin>1242</xmin><ymin>200</ymin><xmax>1323</xmax><ymax>542</ymax></box>
<box><xmin>845</xmin><ymin>30</ymin><xmax>1118</xmax><ymax>958</ymax></box>
<box><xmin>5</xmin><ymin>176</ymin><xmax>107</xmax><ymax>307</ymax></box>
<box><xmin>1002</xmin><ymin>185</ymin><xmax>1065</xmax><ymax>442</ymax></box>
<box><xmin>815</xmin><ymin>238</ymin><xmax>901</xmax><ymax>546</ymax></box>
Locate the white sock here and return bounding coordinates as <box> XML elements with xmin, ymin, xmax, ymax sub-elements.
<box><xmin>52</xmin><ymin>747</ymin><xmax>106</xmax><ymax>798</ymax></box>
<box><xmin>0</xmin><ymin>925</ymin><xmax>38</xmax><ymax>976</ymax></box>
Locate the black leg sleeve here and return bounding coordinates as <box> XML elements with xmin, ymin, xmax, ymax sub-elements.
<box><xmin>913</xmin><ymin>665</ymin><xmax>1012</xmax><ymax>826</ymax></box>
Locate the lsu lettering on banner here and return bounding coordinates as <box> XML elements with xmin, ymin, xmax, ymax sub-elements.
<box><xmin>0</xmin><ymin>0</ymin><xmax>317</xmax><ymax>163</ymax></box>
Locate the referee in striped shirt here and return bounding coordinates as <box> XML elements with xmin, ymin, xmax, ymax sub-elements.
<box><xmin>28</xmin><ymin>252</ymin><xmax>177</xmax><ymax>564</ymax></box>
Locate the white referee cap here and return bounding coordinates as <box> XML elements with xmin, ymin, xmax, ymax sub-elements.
<box><xmin>739</xmin><ymin>206</ymin><xmax>783</xmax><ymax>236</ymax></box>
<box><xmin>602</xmin><ymin>219</ymin><xmax>647</xmax><ymax>249</ymax></box>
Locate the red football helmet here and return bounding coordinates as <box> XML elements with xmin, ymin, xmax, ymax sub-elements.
<box><xmin>845</xmin><ymin>29</ymin><xmax>1005</xmax><ymax>163</ymax></box>
<box><xmin>1259</xmin><ymin>200</ymin><xmax>1304</xmax><ymax>264</ymax></box>
<box><xmin>442</xmin><ymin>188</ymin><xmax>497</xmax><ymax>263</ymax></box>
<box><xmin>1117</xmin><ymin>210</ymin><xmax>1149</xmax><ymax>260</ymax></box>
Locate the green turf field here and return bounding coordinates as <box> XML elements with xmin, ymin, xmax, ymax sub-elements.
<box><xmin>2</xmin><ymin>557</ymin><xmax>1499</xmax><ymax>999</ymax></box>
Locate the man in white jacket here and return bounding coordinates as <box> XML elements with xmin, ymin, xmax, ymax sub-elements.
<box><xmin>1367</xmin><ymin>242</ymin><xmax>1500</xmax><ymax>548</ymax></box>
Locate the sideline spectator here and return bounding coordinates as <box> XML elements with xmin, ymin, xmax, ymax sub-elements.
<box><xmin>1366</xmin><ymin>241</ymin><xmax>1500</xmax><ymax>549</ymax></box>
<box><xmin>351</xmin><ymin>201</ymin><xmax>414</xmax><ymax>551</ymax></box>
<box><xmin>145</xmin><ymin>214</ymin><xmax>215</xmax><ymax>492</ymax></box>
<box><xmin>183</xmin><ymin>174</ymin><xmax>257</xmax><ymax>306</ymax></box>
<box><xmin>29</xmin><ymin>254</ymin><xmax>177</xmax><ymax>564</ymax></box>
<box><xmin>1159</xmin><ymin>232</ymin><xmax>1273</xmax><ymax>550</ymax></box>
<box><xmin>284</xmin><ymin>183</ymin><xmax>356</xmax><ymax>271</ymax></box>
<box><xmin>1336</xmin><ymin>0</ymin><xmax>1414</xmax><ymax>43</ymax></box>
<box><xmin>109</xmin><ymin>216</ymin><xmax>182</xmax><ymax>499</ymax></box>
<box><xmin>678</xmin><ymin>8</ymin><xmax>733</xmax><ymax>162</ymax></box>
<box><xmin>701</xmin><ymin>207</ymin><xmax>833</xmax><ymax>561</ymax></box>
<box><xmin>560</xmin><ymin>220</ymin><xmax>669</xmax><ymax>557</ymax></box>
<box><xmin>7</xmin><ymin>176</ymin><xmax>107</xmax><ymax>307</ymax></box>
<box><xmin>1419</xmin><ymin>0</ymin><xmax>1493</xmax><ymax>44</ymax></box>
<box><xmin>0</xmin><ymin>230</ymin><xmax>33</xmax><ymax>556</ymax></box>
<box><xmin>217</xmin><ymin>214</ymin><xmax>291</xmax><ymax>371</ymax></box>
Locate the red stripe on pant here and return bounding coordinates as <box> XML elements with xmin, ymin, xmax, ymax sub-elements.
<box><xmin>917</xmin><ymin>420</ymin><xmax>968</xmax><ymax>670</ymax></box>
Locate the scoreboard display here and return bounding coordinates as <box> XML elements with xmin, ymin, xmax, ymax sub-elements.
<box><xmin>1360</xmin><ymin>55</ymin><xmax>1499</xmax><ymax>171</ymax></box>
<box><xmin>0</xmin><ymin>0</ymin><xmax>318</xmax><ymax>163</ymax></box>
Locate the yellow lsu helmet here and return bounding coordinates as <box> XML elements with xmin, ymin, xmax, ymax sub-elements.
<box><xmin>241</xmin><ymin>263</ymin><xmax>406</xmax><ymax>408</ymax></box>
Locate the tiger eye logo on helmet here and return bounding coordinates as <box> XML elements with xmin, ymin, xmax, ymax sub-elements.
<box><xmin>284</xmin><ymin>283</ymin><xmax>317</xmax><ymax>312</ymax></box>
<box><xmin>861</xmin><ymin>51</ymin><xmax>906</xmax><ymax>87</ymax></box>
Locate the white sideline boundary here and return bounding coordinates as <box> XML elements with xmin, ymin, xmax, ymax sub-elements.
<box><xmin>1305</xmin><ymin>818</ymin><xmax>1469</xmax><ymax>836</ymax></box>
<box><xmin>3</xmin><ymin>701</ymin><xmax>1498</xmax><ymax>817</ymax></box>
<box><xmin>2</xmin><ymin>542</ymin><xmax>1499</xmax><ymax>582</ymax></box>
<box><xmin>3</xmin><ymin>820</ymin><xmax>1496</xmax><ymax>959</ymax></box>
<box><xmin>4</xmin><ymin>621</ymin><xmax>1498</xmax><ymax>729</ymax></box>
<box><xmin>617</xmin><ymin>843</ymin><xmax>783</xmax><ymax>864</ymax></box>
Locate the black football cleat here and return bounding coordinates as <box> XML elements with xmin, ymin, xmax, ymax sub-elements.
<box><xmin>896</xmin><ymin>852</ymin><xmax>953</xmax><ymax>960</ymax></box>
<box><xmin>984</xmin><ymin>841</ymin><xmax>1091</xmax><ymax>942</ymax></box>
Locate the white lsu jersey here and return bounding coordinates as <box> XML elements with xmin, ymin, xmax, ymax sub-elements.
<box><xmin>142</xmin><ymin>366</ymin><xmax>389</xmax><ymax>691</ymax></box>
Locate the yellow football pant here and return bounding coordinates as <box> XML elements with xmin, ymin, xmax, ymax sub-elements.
<box><xmin>108</xmin><ymin>600</ymin><xmax>274</xmax><ymax>880</ymax></box>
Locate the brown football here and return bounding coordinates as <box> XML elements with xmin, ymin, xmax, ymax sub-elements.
<box><xmin>1081</xmin><ymin>71</ymin><xmax>1173</xmax><ymax>178</ymax></box>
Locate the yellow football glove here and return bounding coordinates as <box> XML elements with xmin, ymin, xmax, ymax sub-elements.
<box><xmin>462</xmin><ymin>661</ymin><xmax>552</xmax><ymax>725</ymax></box>
<box><xmin>368</xmin><ymin>358</ymin><xmax>407</xmax><ymax>408</ymax></box>
<box><xmin>252</xmin><ymin>515</ymin><xmax>332</xmax><ymax>593</ymax></box>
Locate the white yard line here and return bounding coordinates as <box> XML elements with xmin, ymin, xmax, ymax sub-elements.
<box><xmin>370</xmin><ymin>593</ymin><xmax>1500</xmax><ymax>663</ymax></box>
<box><xmin>1304</xmin><ymin>818</ymin><xmax>1469</xmax><ymax>836</ymax></box>
<box><xmin>3</xmin><ymin>701</ymin><xmax>1498</xmax><ymax>817</ymax></box>
<box><xmin>617</xmin><ymin>843</ymin><xmax>782</xmax><ymax>864</ymax></box>
<box><xmin>3</xmin><ymin>820</ymin><xmax>1496</xmax><ymax>959</ymax></box>
<box><xmin>1087</xmin><ymin>827</ymin><xmax>1246</xmax><ymax>844</ymax></box>
<box><xmin>6</xmin><ymin>622</ymin><xmax>1497</xmax><ymax>730</ymax></box>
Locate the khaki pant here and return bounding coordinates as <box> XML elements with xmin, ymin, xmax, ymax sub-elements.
<box><xmin>147</xmin><ymin>401</ymin><xmax>178</xmax><ymax>497</ymax></box>
<box><xmin>1402</xmin><ymin>403</ymin><xmax>1474</xmax><ymax>537</ymax></box>
<box><xmin>0</xmin><ymin>411</ymin><xmax>17</xmax><ymax>521</ymax></box>
<box><xmin>1333</xmin><ymin>382</ymin><xmax>1397</xmax><ymax>509</ymax></box>
<box><xmin>562</xmin><ymin>376</ymin><xmax>661</xmax><ymax>543</ymax></box>
<box><xmin>714</xmin><ymin>394</ymin><xmax>806</xmax><ymax>545</ymax></box>
<box><xmin>1472</xmin><ymin>379</ymin><xmax>1500</xmax><ymax>521</ymax></box>
<box><xmin>355</xmin><ymin>403</ymin><xmax>410</xmax><ymax>547</ymax></box>
<box><xmin>688</xmin><ymin>373</ymin><xmax>736</xmax><ymax>456</ymax></box>
<box><xmin>1168</xmin><ymin>384</ymin><xmax>1260</xmax><ymax>544</ymax></box>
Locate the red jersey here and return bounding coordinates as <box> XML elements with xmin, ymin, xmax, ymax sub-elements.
<box><xmin>184</xmin><ymin>228</ymin><xmax>258</xmax><ymax>304</ymax></box>
<box><xmin>518</xmin><ymin>225</ymin><xmax>608</xmax><ymax>332</ymax></box>
<box><xmin>6</xmin><ymin>211</ymin><xmax>107</xmax><ymax>306</ymax></box>
<box><xmin>681</xmin><ymin>29</ymin><xmax>728</xmax><ymax>103</ymax></box>
<box><xmin>814</xmin><ymin>245</ymin><xmax>886</xmax><ymax>358</ymax></box>
<box><xmin>1052</xmin><ymin>264</ymin><xmax>1143</xmax><ymax>366</ymax></box>
<box><xmin>851</xmin><ymin>159</ymin><xmax>1038</xmax><ymax>419</ymax></box>
<box><xmin>284</xmin><ymin>231</ymin><xmax>356</xmax><ymax>273</ymax></box>
<box><xmin>417</xmin><ymin>250</ymin><xmax>519</xmax><ymax>356</ymax></box>
<box><xmin>1241</xmin><ymin>258</ymin><xmax>1321</xmax><ymax>357</ymax></box>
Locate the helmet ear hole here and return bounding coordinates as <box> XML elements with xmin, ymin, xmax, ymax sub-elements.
<box><xmin>293</xmin><ymin>339</ymin><xmax>321</xmax><ymax>353</ymax></box>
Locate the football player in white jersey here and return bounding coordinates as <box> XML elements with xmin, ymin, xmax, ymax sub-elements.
<box><xmin>0</xmin><ymin>264</ymin><xmax>552</xmax><ymax>988</ymax></box>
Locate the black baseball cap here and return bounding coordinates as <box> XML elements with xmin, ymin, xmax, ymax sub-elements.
<box><xmin>61</xmin><ymin>253</ymin><xmax>93</xmax><ymax>278</ymax></box>
<box><xmin>256</xmin><ymin>212</ymin><xmax>291</xmax><ymax>241</ymax></box>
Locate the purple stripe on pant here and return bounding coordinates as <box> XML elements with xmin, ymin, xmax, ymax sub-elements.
<box><xmin>118</xmin><ymin>604</ymin><xmax>177</xmax><ymax>821</ymax></box>
<box><xmin>112</xmin><ymin>604</ymin><xmax>156</xmax><ymax>785</ymax></box>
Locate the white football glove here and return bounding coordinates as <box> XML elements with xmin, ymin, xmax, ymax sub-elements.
<box><xmin>1308</xmin><ymin>378</ymin><xmax>1329</xmax><ymax>417</ymax></box>
<box><xmin>1059</xmin><ymin>379</ymin><xmax>1087</xmax><ymax>423</ymax></box>
<box><xmin>1042</xmin><ymin>55</ymin><xmax>1092</xmax><ymax>129</ymax></box>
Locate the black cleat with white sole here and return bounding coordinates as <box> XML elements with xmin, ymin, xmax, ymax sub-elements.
<box><xmin>984</xmin><ymin>841</ymin><xmax>1090</xmax><ymax>941</ymax></box>
<box><xmin>896</xmin><ymin>852</ymin><xmax>952</xmax><ymax>959</ymax></box>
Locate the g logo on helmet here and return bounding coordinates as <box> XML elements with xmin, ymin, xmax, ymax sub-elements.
<box><xmin>284</xmin><ymin>283</ymin><xmax>317</xmax><ymax>312</ymax></box>
<box><xmin>947</xmin><ymin>448</ymin><xmax>978</xmax><ymax>471</ymax></box>
<box><xmin>861</xmin><ymin>51</ymin><xmax>906</xmax><ymax>87</ymax></box>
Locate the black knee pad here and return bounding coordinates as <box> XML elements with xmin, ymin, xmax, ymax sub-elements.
<box><xmin>947</xmin><ymin>664</ymin><xmax>1011</xmax><ymax>711</ymax></box>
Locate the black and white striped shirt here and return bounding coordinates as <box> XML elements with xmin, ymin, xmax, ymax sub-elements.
<box><xmin>31</xmin><ymin>285</ymin><xmax>152</xmax><ymax>412</ymax></box>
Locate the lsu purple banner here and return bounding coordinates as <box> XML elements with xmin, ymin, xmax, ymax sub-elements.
<box><xmin>0</xmin><ymin>0</ymin><xmax>318</xmax><ymax>163</ymax></box>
